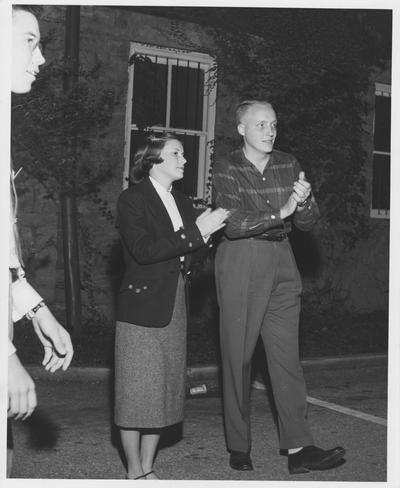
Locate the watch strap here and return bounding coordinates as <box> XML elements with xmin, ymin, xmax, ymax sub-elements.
<box><xmin>26</xmin><ymin>300</ymin><xmax>46</xmax><ymax>320</ymax></box>
<box><xmin>297</xmin><ymin>195</ymin><xmax>312</xmax><ymax>208</ymax></box>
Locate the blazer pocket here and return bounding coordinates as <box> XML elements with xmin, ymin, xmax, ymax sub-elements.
<box><xmin>119</xmin><ymin>277</ymin><xmax>159</xmax><ymax>296</ymax></box>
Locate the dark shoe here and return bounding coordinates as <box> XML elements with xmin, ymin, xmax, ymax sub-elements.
<box><xmin>288</xmin><ymin>445</ymin><xmax>346</xmax><ymax>474</ymax></box>
<box><xmin>229</xmin><ymin>450</ymin><xmax>254</xmax><ymax>471</ymax></box>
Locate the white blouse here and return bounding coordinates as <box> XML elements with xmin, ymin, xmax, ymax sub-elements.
<box><xmin>149</xmin><ymin>176</ymin><xmax>184</xmax><ymax>232</ymax></box>
<box><xmin>149</xmin><ymin>177</ymin><xmax>185</xmax><ymax>263</ymax></box>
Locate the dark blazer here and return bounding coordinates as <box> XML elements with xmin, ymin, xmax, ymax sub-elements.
<box><xmin>116</xmin><ymin>177</ymin><xmax>205</xmax><ymax>327</ymax></box>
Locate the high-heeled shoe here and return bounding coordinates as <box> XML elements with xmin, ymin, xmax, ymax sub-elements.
<box><xmin>125</xmin><ymin>470</ymin><xmax>158</xmax><ymax>480</ymax></box>
<box><xmin>144</xmin><ymin>470</ymin><xmax>159</xmax><ymax>480</ymax></box>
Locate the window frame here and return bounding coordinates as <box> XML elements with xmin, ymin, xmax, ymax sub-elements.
<box><xmin>123</xmin><ymin>42</ymin><xmax>217</xmax><ymax>200</ymax></box>
<box><xmin>370</xmin><ymin>82</ymin><xmax>391</xmax><ymax>219</ymax></box>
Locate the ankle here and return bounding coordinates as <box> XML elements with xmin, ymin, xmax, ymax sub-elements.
<box><xmin>126</xmin><ymin>472</ymin><xmax>144</xmax><ymax>480</ymax></box>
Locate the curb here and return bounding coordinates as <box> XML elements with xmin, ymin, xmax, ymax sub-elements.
<box><xmin>26</xmin><ymin>352</ymin><xmax>387</xmax><ymax>383</ymax></box>
<box><xmin>301</xmin><ymin>352</ymin><xmax>387</xmax><ymax>366</ymax></box>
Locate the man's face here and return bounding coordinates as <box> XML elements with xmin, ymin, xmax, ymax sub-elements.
<box><xmin>237</xmin><ymin>103</ymin><xmax>277</xmax><ymax>156</ymax></box>
<box><xmin>12</xmin><ymin>10</ymin><xmax>45</xmax><ymax>94</ymax></box>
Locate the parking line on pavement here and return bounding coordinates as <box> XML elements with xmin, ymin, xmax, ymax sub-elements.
<box><xmin>307</xmin><ymin>396</ymin><xmax>387</xmax><ymax>426</ymax></box>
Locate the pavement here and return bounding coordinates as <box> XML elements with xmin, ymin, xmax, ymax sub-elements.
<box><xmin>7</xmin><ymin>353</ymin><xmax>390</xmax><ymax>484</ymax></box>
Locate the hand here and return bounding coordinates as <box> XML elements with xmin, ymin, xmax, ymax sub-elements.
<box><xmin>292</xmin><ymin>171</ymin><xmax>312</xmax><ymax>206</ymax></box>
<box><xmin>281</xmin><ymin>172</ymin><xmax>312</xmax><ymax>218</ymax></box>
<box><xmin>196</xmin><ymin>207</ymin><xmax>229</xmax><ymax>239</ymax></box>
<box><xmin>31</xmin><ymin>307</ymin><xmax>74</xmax><ymax>373</ymax></box>
<box><xmin>8</xmin><ymin>353</ymin><xmax>37</xmax><ymax>420</ymax></box>
<box><xmin>280</xmin><ymin>193</ymin><xmax>298</xmax><ymax>219</ymax></box>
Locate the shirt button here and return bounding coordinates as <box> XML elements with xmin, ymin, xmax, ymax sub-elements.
<box><xmin>188</xmin><ymin>242</ymin><xmax>193</xmax><ymax>247</ymax></box>
<box><xmin>128</xmin><ymin>284</ymin><xmax>133</xmax><ymax>289</ymax></box>
<box><xmin>266</xmin><ymin>200</ymin><xmax>270</xmax><ymax>204</ymax></box>
<box><xmin>271</xmin><ymin>215</ymin><xmax>276</xmax><ymax>220</ymax></box>
<box><xmin>143</xmin><ymin>285</ymin><xmax>148</xmax><ymax>290</ymax></box>
<box><xmin>262</xmin><ymin>177</ymin><xmax>266</xmax><ymax>181</ymax></box>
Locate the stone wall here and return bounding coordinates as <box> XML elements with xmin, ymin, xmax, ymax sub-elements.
<box><xmin>17</xmin><ymin>6</ymin><xmax>222</xmax><ymax>327</ymax></box>
<box><xmin>16</xmin><ymin>6</ymin><xmax>390</xmax><ymax>333</ymax></box>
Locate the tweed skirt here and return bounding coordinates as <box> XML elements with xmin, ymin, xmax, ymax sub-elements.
<box><xmin>114</xmin><ymin>275</ymin><xmax>187</xmax><ymax>429</ymax></box>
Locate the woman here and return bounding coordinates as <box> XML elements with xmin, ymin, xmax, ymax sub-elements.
<box><xmin>114</xmin><ymin>134</ymin><xmax>228</xmax><ymax>480</ymax></box>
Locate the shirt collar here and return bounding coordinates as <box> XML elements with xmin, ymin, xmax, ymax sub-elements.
<box><xmin>149</xmin><ymin>176</ymin><xmax>173</xmax><ymax>195</ymax></box>
<box><xmin>234</xmin><ymin>147</ymin><xmax>274</xmax><ymax>174</ymax></box>
<box><xmin>11</xmin><ymin>166</ymin><xmax>23</xmax><ymax>181</ymax></box>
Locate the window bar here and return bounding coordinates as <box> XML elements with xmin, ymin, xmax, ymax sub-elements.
<box><xmin>377</xmin><ymin>161</ymin><xmax>383</xmax><ymax>213</ymax></box>
<box><xmin>195</xmin><ymin>61</ymin><xmax>201</xmax><ymax>131</ymax></box>
<box><xmin>166</xmin><ymin>56</ymin><xmax>172</xmax><ymax>130</ymax></box>
<box><xmin>185</xmin><ymin>58</ymin><xmax>190</xmax><ymax>131</ymax></box>
<box><xmin>195</xmin><ymin>61</ymin><xmax>205</xmax><ymax>198</ymax></box>
<box><xmin>152</xmin><ymin>55</ymin><xmax>158</xmax><ymax>133</ymax></box>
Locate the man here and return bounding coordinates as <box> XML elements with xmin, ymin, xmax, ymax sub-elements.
<box><xmin>8</xmin><ymin>4</ymin><xmax>74</xmax><ymax>474</ymax></box>
<box><xmin>212</xmin><ymin>100</ymin><xmax>345</xmax><ymax>474</ymax></box>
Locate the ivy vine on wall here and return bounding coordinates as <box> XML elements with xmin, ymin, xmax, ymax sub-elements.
<box><xmin>11</xmin><ymin>57</ymin><xmax>117</xmax><ymax>198</ymax></box>
<box><xmin>166</xmin><ymin>8</ymin><xmax>391</xmax><ymax>314</ymax></box>
<box><xmin>11</xmin><ymin>53</ymin><xmax>119</xmax><ymax>321</ymax></box>
<box><xmin>168</xmin><ymin>8</ymin><xmax>390</xmax><ymax>252</ymax></box>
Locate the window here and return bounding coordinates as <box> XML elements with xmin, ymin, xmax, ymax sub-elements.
<box><xmin>123</xmin><ymin>43</ymin><xmax>217</xmax><ymax>199</ymax></box>
<box><xmin>371</xmin><ymin>83</ymin><xmax>391</xmax><ymax>219</ymax></box>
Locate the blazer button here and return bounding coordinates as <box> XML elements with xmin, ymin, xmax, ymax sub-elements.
<box><xmin>135</xmin><ymin>288</ymin><xmax>141</xmax><ymax>293</ymax></box>
<box><xmin>188</xmin><ymin>242</ymin><xmax>193</xmax><ymax>247</ymax></box>
<box><xmin>128</xmin><ymin>284</ymin><xmax>133</xmax><ymax>289</ymax></box>
<box><xmin>143</xmin><ymin>285</ymin><xmax>148</xmax><ymax>290</ymax></box>
<box><xmin>181</xmin><ymin>233</ymin><xmax>186</xmax><ymax>239</ymax></box>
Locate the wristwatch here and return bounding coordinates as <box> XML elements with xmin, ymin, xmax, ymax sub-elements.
<box><xmin>297</xmin><ymin>195</ymin><xmax>312</xmax><ymax>208</ymax></box>
<box><xmin>26</xmin><ymin>300</ymin><xmax>46</xmax><ymax>320</ymax></box>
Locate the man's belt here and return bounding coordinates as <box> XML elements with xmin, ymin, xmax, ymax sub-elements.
<box><xmin>252</xmin><ymin>232</ymin><xmax>288</xmax><ymax>242</ymax></box>
<box><xmin>251</xmin><ymin>221</ymin><xmax>291</xmax><ymax>242</ymax></box>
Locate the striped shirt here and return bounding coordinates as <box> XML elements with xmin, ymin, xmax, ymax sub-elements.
<box><xmin>212</xmin><ymin>148</ymin><xmax>320</xmax><ymax>239</ymax></box>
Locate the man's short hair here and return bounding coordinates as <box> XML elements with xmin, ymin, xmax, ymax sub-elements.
<box><xmin>235</xmin><ymin>100</ymin><xmax>274</xmax><ymax>125</ymax></box>
<box><xmin>12</xmin><ymin>4</ymin><xmax>43</xmax><ymax>18</ymax></box>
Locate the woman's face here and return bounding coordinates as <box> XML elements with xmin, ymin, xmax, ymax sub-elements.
<box><xmin>151</xmin><ymin>139</ymin><xmax>187</xmax><ymax>186</ymax></box>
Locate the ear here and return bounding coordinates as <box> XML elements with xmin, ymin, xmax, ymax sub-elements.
<box><xmin>237</xmin><ymin>123</ymin><xmax>245</xmax><ymax>136</ymax></box>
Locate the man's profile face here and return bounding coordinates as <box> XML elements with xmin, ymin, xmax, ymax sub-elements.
<box><xmin>12</xmin><ymin>9</ymin><xmax>45</xmax><ymax>94</ymax></box>
<box><xmin>237</xmin><ymin>103</ymin><xmax>277</xmax><ymax>156</ymax></box>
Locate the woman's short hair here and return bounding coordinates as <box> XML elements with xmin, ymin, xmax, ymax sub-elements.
<box><xmin>130</xmin><ymin>133</ymin><xmax>180</xmax><ymax>183</ymax></box>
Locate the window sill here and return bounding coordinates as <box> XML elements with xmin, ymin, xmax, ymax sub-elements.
<box><xmin>370</xmin><ymin>209</ymin><xmax>390</xmax><ymax>219</ymax></box>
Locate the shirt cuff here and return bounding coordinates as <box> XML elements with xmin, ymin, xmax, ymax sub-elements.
<box><xmin>11</xmin><ymin>278</ymin><xmax>43</xmax><ymax>322</ymax></box>
<box><xmin>9</xmin><ymin>339</ymin><xmax>16</xmax><ymax>356</ymax></box>
<box><xmin>268</xmin><ymin>210</ymin><xmax>283</xmax><ymax>226</ymax></box>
